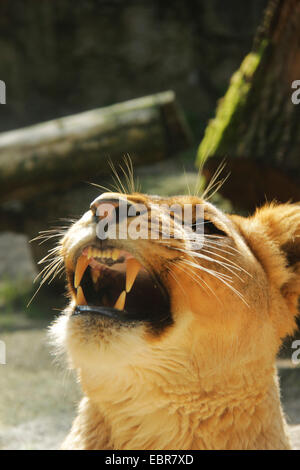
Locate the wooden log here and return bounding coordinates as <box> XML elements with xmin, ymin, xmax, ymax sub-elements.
<box><xmin>0</xmin><ymin>91</ymin><xmax>192</xmax><ymax>203</ymax></box>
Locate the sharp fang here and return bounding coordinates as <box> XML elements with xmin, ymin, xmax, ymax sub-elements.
<box><xmin>114</xmin><ymin>290</ymin><xmax>126</xmax><ymax>310</ymax></box>
<box><xmin>87</xmin><ymin>247</ymin><xmax>93</xmax><ymax>259</ymax></box>
<box><xmin>76</xmin><ymin>286</ymin><xmax>87</xmax><ymax>305</ymax></box>
<box><xmin>126</xmin><ymin>258</ymin><xmax>141</xmax><ymax>293</ymax></box>
<box><xmin>74</xmin><ymin>254</ymin><xmax>89</xmax><ymax>288</ymax></box>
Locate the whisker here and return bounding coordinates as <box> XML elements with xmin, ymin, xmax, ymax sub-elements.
<box><xmin>108</xmin><ymin>159</ymin><xmax>127</xmax><ymax>195</ymax></box>
<box><xmin>88</xmin><ymin>182</ymin><xmax>114</xmax><ymax>193</ymax></box>
<box><xmin>166</xmin><ymin>261</ymin><xmax>188</xmax><ymax>299</ymax></box>
<box><xmin>175</xmin><ymin>259</ymin><xmax>221</xmax><ymax>303</ymax></box>
<box><xmin>122</xmin><ymin>155</ymin><xmax>139</xmax><ymax>194</ymax></box>
<box><xmin>201</xmin><ymin>159</ymin><xmax>227</xmax><ymax>200</ymax></box>
<box><xmin>28</xmin><ymin>255</ymin><xmax>64</xmax><ymax>307</ymax></box>
<box><xmin>182</xmin><ymin>166</ymin><xmax>191</xmax><ymax>196</ymax></box>
<box><xmin>172</xmin><ymin>247</ymin><xmax>240</xmax><ymax>278</ymax></box>
<box><xmin>197</xmin><ymin>248</ymin><xmax>248</xmax><ymax>279</ymax></box>
<box><xmin>182</xmin><ymin>258</ymin><xmax>248</xmax><ymax>306</ymax></box>
<box><xmin>203</xmin><ymin>237</ymin><xmax>241</xmax><ymax>253</ymax></box>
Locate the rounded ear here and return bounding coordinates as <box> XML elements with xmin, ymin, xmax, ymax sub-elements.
<box><xmin>233</xmin><ymin>203</ymin><xmax>300</xmax><ymax>316</ymax></box>
<box><xmin>276</xmin><ymin>207</ymin><xmax>300</xmax><ymax>314</ymax></box>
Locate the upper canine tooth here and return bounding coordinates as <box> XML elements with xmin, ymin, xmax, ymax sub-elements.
<box><xmin>76</xmin><ymin>286</ymin><xmax>87</xmax><ymax>305</ymax></box>
<box><xmin>114</xmin><ymin>290</ymin><xmax>126</xmax><ymax>310</ymax></box>
<box><xmin>126</xmin><ymin>258</ymin><xmax>141</xmax><ymax>293</ymax></box>
<box><xmin>74</xmin><ymin>254</ymin><xmax>89</xmax><ymax>288</ymax></box>
<box><xmin>87</xmin><ymin>247</ymin><xmax>93</xmax><ymax>259</ymax></box>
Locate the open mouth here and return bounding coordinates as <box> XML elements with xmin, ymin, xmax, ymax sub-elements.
<box><xmin>71</xmin><ymin>245</ymin><xmax>171</xmax><ymax>327</ymax></box>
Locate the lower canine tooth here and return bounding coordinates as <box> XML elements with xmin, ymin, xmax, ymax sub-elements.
<box><xmin>76</xmin><ymin>286</ymin><xmax>87</xmax><ymax>305</ymax></box>
<box><xmin>74</xmin><ymin>254</ymin><xmax>89</xmax><ymax>288</ymax></box>
<box><xmin>114</xmin><ymin>291</ymin><xmax>126</xmax><ymax>310</ymax></box>
<box><xmin>126</xmin><ymin>258</ymin><xmax>141</xmax><ymax>293</ymax></box>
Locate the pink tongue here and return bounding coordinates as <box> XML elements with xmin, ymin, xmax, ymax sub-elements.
<box><xmin>88</xmin><ymin>257</ymin><xmax>127</xmax><ymax>274</ymax></box>
<box><xmin>81</xmin><ymin>248</ymin><xmax>134</xmax><ymax>273</ymax></box>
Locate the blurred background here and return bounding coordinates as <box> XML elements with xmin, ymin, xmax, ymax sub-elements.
<box><xmin>0</xmin><ymin>0</ymin><xmax>299</xmax><ymax>450</ymax></box>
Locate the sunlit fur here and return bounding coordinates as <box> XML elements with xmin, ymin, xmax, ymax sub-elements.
<box><xmin>49</xmin><ymin>180</ymin><xmax>300</xmax><ymax>449</ymax></box>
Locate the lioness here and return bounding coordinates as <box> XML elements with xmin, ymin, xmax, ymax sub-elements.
<box><xmin>49</xmin><ymin>185</ymin><xmax>300</xmax><ymax>450</ymax></box>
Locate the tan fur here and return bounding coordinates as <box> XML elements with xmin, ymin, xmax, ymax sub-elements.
<box><xmin>50</xmin><ymin>194</ymin><xmax>300</xmax><ymax>450</ymax></box>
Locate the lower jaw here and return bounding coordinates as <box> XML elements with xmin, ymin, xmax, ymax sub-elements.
<box><xmin>72</xmin><ymin>304</ymin><xmax>174</xmax><ymax>335</ymax></box>
<box><xmin>73</xmin><ymin>304</ymin><xmax>143</xmax><ymax>323</ymax></box>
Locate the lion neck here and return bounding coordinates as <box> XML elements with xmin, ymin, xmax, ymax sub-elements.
<box><xmin>78</xmin><ymin>360</ymin><xmax>291</xmax><ymax>450</ymax></box>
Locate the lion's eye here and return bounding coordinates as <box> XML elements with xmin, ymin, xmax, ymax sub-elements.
<box><xmin>204</xmin><ymin>220</ymin><xmax>227</xmax><ymax>237</ymax></box>
<box><xmin>114</xmin><ymin>203</ymin><xmax>147</xmax><ymax>222</ymax></box>
<box><xmin>190</xmin><ymin>219</ymin><xmax>227</xmax><ymax>237</ymax></box>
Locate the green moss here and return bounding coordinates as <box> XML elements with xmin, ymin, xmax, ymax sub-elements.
<box><xmin>196</xmin><ymin>40</ymin><xmax>268</xmax><ymax>167</ymax></box>
<box><xmin>0</xmin><ymin>278</ymin><xmax>34</xmax><ymax>313</ymax></box>
<box><xmin>0</xmin><ymin>277</ymin><xmax>65</xmax><ymax>323</ymax></box>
